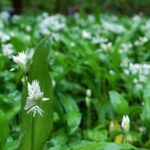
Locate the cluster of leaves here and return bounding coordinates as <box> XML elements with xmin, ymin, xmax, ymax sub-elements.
<box><xmin>0</xmin><ymin>11</ymin><xmax>150</xmax><ymax>149</ymax></box>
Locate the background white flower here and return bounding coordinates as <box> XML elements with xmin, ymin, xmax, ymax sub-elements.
<box><xmin>12</xmin><ymin>52</ymin><xmax>27</xmax><ymax>70</ymax></box>
<box><xmin>121</xmin><ymin>115</ymin><xmax>130</xmax><ymax>131</ymax></box>
<box><xmin>2</xmin><ymin>43</ymin><xmax>13</xmax><ymax>57</ymax></box>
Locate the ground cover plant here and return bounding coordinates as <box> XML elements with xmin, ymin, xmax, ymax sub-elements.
<box><xmin>0</xmin><ymin>11</ymin><xmax>150</xmax><ymax>149</ymax></box>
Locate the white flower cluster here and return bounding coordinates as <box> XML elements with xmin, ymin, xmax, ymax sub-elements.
<box><xmin>0</xmin><ymin>11</ymin><xmax>9</xmax><ymax>21</ymax></box>
<box><xmin>101</xmin><ymin>42</ymin><xmax>112</xmax><ymax>51</ymax></box>
<box><xmin>134</xmin><ymin>36</ymin><xmax>148</xmax><ymax>46</ymax></box>
<box><xmin>121</xmin><ymin>115</ymin><xmax>130</xmax><ymax>131</ymax></box>
<box><xmin>119</xmin><ymin>43</ymin><xmax>133</xmax><ymax>55</ymax></box>
<box><xmin>25</xmin><ymin>80</ymin><xmax>50</xmax><ymax>117</ymax></box>
<box><xmin>82</xmin><ymin>30</ymin><xmax>91</xmax><ymax>39</ymax></box>
<box><xmin>122</xmin><ymin>62</ymin><xmax>150</xmax><ymax>90</ymax></box>
<box><xmin>2</xmin><ymin>44</ymin><xmax>13</xmax><ymax>57</ymax></box>
<box><xmin>129</xmin><ymin>63</ymin><xmax>150</xmax><ymax>76</ymax></box>
<box><xmin>85</xmin><ymin>89</ymin><xmax>92</xmax><ymax>107</ymax></box>
<box><xmin>12</xmin><ymin>52</ymin><xmax>27</xmax><ymax>70</ymax></box>
<box><xmin>102</xmin><ymin>21</ymin><xmax>126</xmax><ymax>33</ymax></box>
<box><xmin>38</xmin><ymin>13</ymin><xmax>65</xmax><ymax>35</ymax></box>
<box><xmin>0</xmin><ymin>31</ymin><xmax>10</xmax><ymax>43</ymax></box>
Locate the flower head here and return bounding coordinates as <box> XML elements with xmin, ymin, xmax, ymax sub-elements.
<box><xmin>121</xmin><ymin>115</ymin><xmax>130</xmax><ymax>131</ymax></box>
<box><xmin>27</xmin><ymin>105</ymin><xmax>44</xmax><ymax>117</ymax></box>
<box><xmin>12</xmin><ymin>52</ymin><xmax>27</xmax><ymax>70</ymax></box>
<box><xmin>27</xmin><ymin>80</ymin><xmax>43</xmax><ymax>102</ymax></box>
<box><xmin>25</xmin><ymin>80</ymin><xmax>50</xmax><ymax>117</ymax></box>
<box><xmin>86</xmin><ymin>89</ymin><xmax>92</xmax><ymax>97</ymax></box>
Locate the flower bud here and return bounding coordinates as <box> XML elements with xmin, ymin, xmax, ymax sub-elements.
<box><xmin>121</xmin><ymin>115</ymin><xmax>130</xmax><ymax>131</ymax></box>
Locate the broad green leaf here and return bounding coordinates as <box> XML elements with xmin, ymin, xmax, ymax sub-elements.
<box><xmin>61</xmin><ymin>95</ymin><xmax>81</xmax><ymax>134</ymax></box>
<box><xmin>49</xmin><ymin>129</ymin><xmax>68</xmax><ymax>146</ymax></box>
<box><xmin>85</xmin><ymin>129</ymin><xmax>107</xmax><ymax>141</ymax></box>
<box><xmin>19</xmin><ymin>36</ymin><xmax>54</xmax><ymax>150</ymax></box>
<box><xmin>0</xmin><ymin>109</ymin><xmax>9</xmax><ymax>150</ymax></box>
<box><xmin>70</xmin><ymin>141</ymin><xmax>136</xmax><ymax>150</ymax></box>
<box><xmin>141</xmin><ymin>80</ymin><xmax>150</xmax><ymax>125</ymax></box>
<box><xmin>3</xmin><ymin>139</ymin><xmax>18</xmax><ymax>150</ymax></box>
<box><xmin>109</xmin><ymin>91</ymin><xmax>129</xmax><ymax>115</ymax></box>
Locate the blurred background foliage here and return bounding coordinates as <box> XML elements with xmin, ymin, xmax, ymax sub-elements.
<box><xmin>1</xmin><ymin>0</ymin><xmax>150</xmax><ymax>15</ymax></box>
<box><xmin>1</xmin><ymin>0</ymin><xmax>150</xmax><ymax>149</ymax></box>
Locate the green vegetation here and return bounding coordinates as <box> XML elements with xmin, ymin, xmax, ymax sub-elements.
<box><xmin>2</xmin><ymin>0</ymin><xmax>150</xmax><ymax>15</ymax></box>
<box><xmin>0</xmin><ymin>11</ymin><xmax>150</xmax><ymax>149</ymax></box>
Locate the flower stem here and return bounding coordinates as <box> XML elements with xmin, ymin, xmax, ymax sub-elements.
<box><xmin>31</xmin><ymin>117</ymin><xmax>34</xmax><ymax>150</ymax></box>
<box><xmin>87</xmin><ymin>103</ymin><xmax>91</xmax><ymax>128</ymax></box>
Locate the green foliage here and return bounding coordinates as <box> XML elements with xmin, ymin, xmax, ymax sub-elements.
<box><xmin>109</xmin><ymin>91</ymin><xmax>129</xmax><ymax>116</ymax></box>
<box><xmin>70</xmin><ymin>141</ymin><xmax>136</xmax><ymax>150</ymax></box>
<box><xmin>0</xmin><ymin>110</ymin><xmax>9</xmax><ymax>149</ymax></box>
<box><xmin>141</xmin><ymin>80</ymin><xmax>150</xmax><ymax>125</ymax></box>
<box><xmin>1</xmin><ymin>11</ymin><xmax>150</xmax><ymax>149</ymax></box>
<box><xmin>2</xmin><ymin>0</ymin><xmax>150</xmax><ymax>15</ymax></box>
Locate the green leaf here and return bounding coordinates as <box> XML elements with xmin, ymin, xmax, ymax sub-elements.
<box><xmin>85</xmin><ymin>129</ymin><xmax>107</xmax><ymax>142</ymax></box>
<box><xmin>141</xmin><ymin>80</ymin><xmax>150</xmax><ymax>125</ymax></box>
<box><xmin>70</xmin><ymin>141</ymin><xmax>136</xmax><ymax>150</ymax></box>
<box><xmin>19</xmin><ymin>36</ymin><xmax>54</xmax><ymax>150</ymax></box>
<box><xmin>61</xmin><ymin>95</ymin><xmax>81</xmax><ymax>134</ymax></box>
<box><xmin>109</xmin><ymin>91</ymin><xmax>129</xmax><ymax>115</ymax></box>
<box><xmin>0</xmin><ymin>109</ymin><xmax>9</xmax><ymax>150</ymax></box>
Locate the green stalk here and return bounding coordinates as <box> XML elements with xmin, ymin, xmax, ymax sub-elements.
<box><xmin>87</xmin><ymin>105</ymin><xmax>91</xmax><ymax>129</ymax></box>
<box><xmin>31</xmin><ymin>117</ymin><xmax>34</xmax><ymax>150</ymax></box>
<box><xmin>86</xmin><ymin>97</ymin><xmax>91</xmax><ymax>129</ymax></box>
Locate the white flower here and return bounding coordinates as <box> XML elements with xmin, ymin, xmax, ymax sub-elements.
<box><xmin>0</xmin><ymin>31</ymin><xmax>10</xmax><ymax>42</ymax></box>
<box><xmin>12</xmin><ymin>52</ymin><xmax>27</xmax><ymax>70</ymax></box>
<box><xmin>86</xmin><ymin>89</ymin><xmax>92</xmax><ymax>97</ymax></box>
<box><xmin>2</xmin><ymin>44</ymin><xmax>13</xmax><ymax>57</ymax></box>
<box><xmin>82</xmin><ymin>30</ymin><xmax>91</xmax><ymax>39</ymax></box>
<box><xmin>121</xmin><ymin>115</ymin><xmax>130</xmax><ymax>131</ymax></box>
<box><xmin>27</xmin><ymin>80</ymin><xmax>43</xmax><ymax>102</ymax></box>
<box><xmin>27</xmin><ymin>105</ymin><xmax>44</xmax><ymax>117</ymax></box>
<box><xmin>25</xmin><ymin>80</ymin><xmax>50</xmax><ymax>117</ymax></box>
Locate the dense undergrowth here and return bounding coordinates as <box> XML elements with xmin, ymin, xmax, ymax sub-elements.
<box><xmin>0</xmin><ymin>11</ymin><xmax>150</xmax><ymax>149</ymax></box>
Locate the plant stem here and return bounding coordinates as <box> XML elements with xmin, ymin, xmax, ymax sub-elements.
<box><xmin>87</xmin><ymin>104</ymin><xmax>91</xmax><ymax>129</ymax></box>
<box><xmin>31</xmin><ymin>117</ymin><xmax>34</xmax><ymax>150</ymax></box>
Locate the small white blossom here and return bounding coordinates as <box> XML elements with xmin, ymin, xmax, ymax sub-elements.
<box><xmin>101</xmin><ymin>42</ymin><xmax>112</xmax><ymax>50</ymax></box>
<box><xmin>121</xmin><ymin>115</ymin><xmax>130</xmax><ymax>131</ymax></box>
<box><xmin>2</xmin><ymin>44</ymin><xmax>13</xmax><ymax>57</ymax></box>
<box><xmin>82</xmin><ymin>30</ymin><xmax>91</xmax><ymax>39</ymax></box>
<box><xmin>27</xmin><ymin>80</ymin><xmax>43</xmax><ymax>102</ymax></box>
<box><xmin>86</xmin><ymin>89</ymin><xmax>92</xmax><ymax>97</ymax></box>
<box><xmin>27</xmin><ymin>105</ymin><xmax>44</xmax><ymax>117</ymax></box>
<box><xmin>102</xmin><ymin>21</ymin><xmax>125</xmax><ymax>33</ymax></box>
<box><xmin>70</xmin><ymin>42</ymin><xmax>75</xmax><ymax>47</ymax></box>
<box><xmin>42</xmin><ymin>97</ymin><xmax>50</xmax><ymax>101</ymax></box>
<box><xmin>12</xmin><ymin>52</ymin><xmax>27</xmax><ymax>70</ymax></box>
<box><xmin>10</xmin><ymin>68</ymin><xmax>16</xmax><ymax>72</ymax></box>
<box><xmin>52</xmin><ymin>80</ymin><xmax>56</xmax><ymax>87</ymax></box>
<box><xmin>25</xmin><ymin>25</ymin><xmax>31</xmax><ymax>32</ymax></box>
<box><xmin>0</xmin><ymin>31</ymin><xmax>10</xmax><ymax>42</ymax></box>
<box><xmin>25</xmin><ymin>80</ymin><xmax>50</xmax><ymax>117</ymax></box>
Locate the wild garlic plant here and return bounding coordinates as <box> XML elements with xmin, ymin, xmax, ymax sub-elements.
<box><xmin>12</xmin><ymin>36</ymin><xmax>54</xmax><ymax>150</ymax></box>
